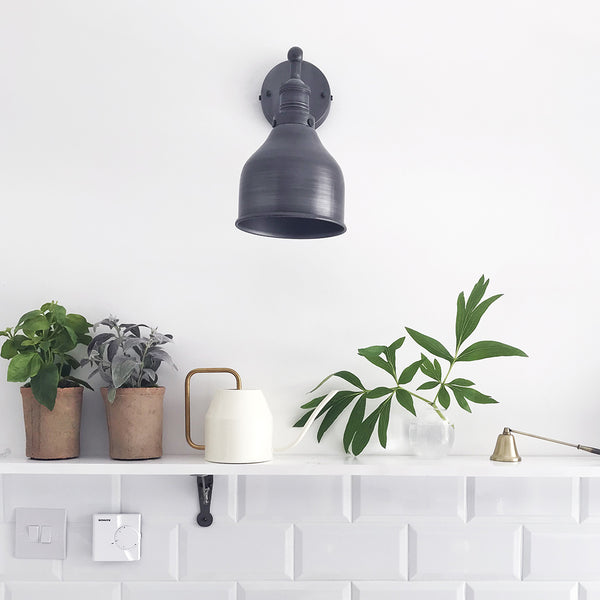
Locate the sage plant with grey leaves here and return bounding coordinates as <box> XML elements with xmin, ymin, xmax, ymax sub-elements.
<box><xmin>81</xmin><ymin>317</ymin><xmax>176</xmax><ymax>403</ymax></box>
<box><xmin>294</xmin><ymin>276</ymin><xmax>528</xmax><ymax>456</ymax></box>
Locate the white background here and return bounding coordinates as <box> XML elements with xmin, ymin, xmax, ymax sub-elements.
<box><xmin>1</xmin><ymin>0</ymin><xmax>599</xmax><ymax>458</ymax></box>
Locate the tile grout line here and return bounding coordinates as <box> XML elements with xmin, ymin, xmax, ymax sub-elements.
<box><xmin>344</xmin><ymin>474</ymin><xmax>353</xmax><ymax>522</ymax></box>
<box><xmin>574</xmin><ymin>476</ymin><xmax>582</xmax><ymax>524</ymax></box>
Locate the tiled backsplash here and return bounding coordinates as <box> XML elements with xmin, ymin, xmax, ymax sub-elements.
<box><xmin>0</xmin><ymin>474</ymin><xmax>598</xmax><ymax>598</ymax></box>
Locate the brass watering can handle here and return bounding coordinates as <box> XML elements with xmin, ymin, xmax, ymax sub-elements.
<box><xmin>184</xmin><ymin>367</ymin><xmax>242</xmax><ymax>450</ymax></box>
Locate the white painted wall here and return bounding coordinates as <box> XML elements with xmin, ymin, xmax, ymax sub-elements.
<box><xmin>1</xmin><ymin>0</ymin><xmax>600</xmax><ymax>458</ymax></box>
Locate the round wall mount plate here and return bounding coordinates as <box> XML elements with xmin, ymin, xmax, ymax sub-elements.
<box><xmin>260</xmin><ymin>60</ymin><xmax>331</xmax><ymax>128</ymax></box>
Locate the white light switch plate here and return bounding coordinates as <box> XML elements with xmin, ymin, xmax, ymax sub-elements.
<box><xmin>15</xmin><ymin>508</ymin><xmax>67</xmax><ymax>559</ymax></box>
<box><xmin>93</xmin><ymin>513</ymin><xmax>141</xmax><ymax>561</ymax></box>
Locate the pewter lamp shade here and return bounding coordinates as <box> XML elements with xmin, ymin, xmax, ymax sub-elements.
<box><xmin>237</xmin><ymin>124</ymin><xmax>345</xmax><ymax>239</ymax></box>
<box><xmin>236</xmin><ymin>46</ymin><xmax>345</xmax><ymax>239</ymax></box>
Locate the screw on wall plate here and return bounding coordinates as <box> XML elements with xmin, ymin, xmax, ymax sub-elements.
<box><xmin>266</xmin><ymin>90</ymin><xmax>272</xmax><ymax>97</ymax></box>
<box><xmin>320</xmin><ymin>91</ymin><xmax>326</xmax><ymax>98</ymax></box>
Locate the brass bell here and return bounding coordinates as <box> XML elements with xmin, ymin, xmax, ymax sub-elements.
<box><xmin>490</xmin><ymin>427</ymin><xmax>521</xmax><ymax>462</ymax></box>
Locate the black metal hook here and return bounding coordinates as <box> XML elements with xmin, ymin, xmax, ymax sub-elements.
<box><xmin>195</xmin><ymin>475</ymin><xmax>214</xmax><ymax>527</ymax></box>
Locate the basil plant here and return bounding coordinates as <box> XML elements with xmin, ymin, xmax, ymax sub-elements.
<box><xmin>0</xmin><ymin>302</ymin><xmax>92</xmax><ymax>410</ymax></box>
<box><xmin>294</xmin><ymin>276</ymin><xmax>528</xmax><ymax>456</ymax></box>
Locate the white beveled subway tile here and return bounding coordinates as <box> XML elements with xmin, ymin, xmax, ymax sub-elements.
<box><xmin>581</xmin><ymin>479</ymin><xmax>600</xmax><ymax>522</ymax></box>
<box><xmin>62</xmin><ymin>521</ymin><xmax>177</xmax><ymax>580</ymax></box>
<box><xmin>354</xmin><ymin>476</ymin><xmax>464</xmax><ymax>521</ymax></box>
<box><xmin>239</xmin><ymin>581</ymin><xmax>351</xmax><ymax>600</ymax></box>
<box><xmin>180</xmin><ymin>522</ymin><xmax>293</xmax><ymax>580</ymax></box>
<box><xmin>466</xmin><ymin>582</ymin><xmax>578</xmax><ymax>600</ymax></box>
<box><xmin>5</xmin><ymin>582</ymin><xmax>120</xmax><ymax>600</ymax></box>
<box><xmin>469</xmin><ymin>477</ymin><xmax>575</xmax><ymax>521</ymax></box>
<box><xmin>122</xmin><ymin>474</ymin><xmax>235</xmax><ymax>523</ymax></box>
<box><xmin>296</xmin><ymin>523</ymin><xmax>407</xmax><ymax>580</ymax></box>
<box><xmin>410</xmin><ymin>524</ymin><xmax>521</xmax><ymax>580</ymax></box>
<box><xmin>581</xmin><ymin>583</ymin><xmax>600</xmax><ymax>599</ymax></box>
<box><xmin>3</xmin><ymin>474</ymin><xmax>119</xmax><ymax>522</ymax></box>
<box><xmin>354</xmin><ymin>581</ymin><xmax>464</xmax><ymax>599</ymax></box>
<box><xmin>524</xmin><ymin>525</ymin><xmax>600</xmax><ymax>580</ymax></box>
<box><xmin>0</xmin><ymin>524</ymin><xmax>61</xmax><ymax>581</ymax></box>
<box><xmin>239</xmin><ymin>475</ymin><xmax>349</xmax><ymax>522</ymax></box>
<box><xmin>123</xmin><ymin>582</ymin><xmax>236</xmax><ymax>600</ymax></box>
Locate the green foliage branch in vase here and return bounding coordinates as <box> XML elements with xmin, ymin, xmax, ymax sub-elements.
<box><xmin>82</xmin><ymin>316</ymin><xmax>177</xmax><ymax>403</ymax></box>
<box><xmin>294</xmin><ymin>276</ymin><xmax>528</xmax><ymax>456</ymax></box>
<box><xmin>0</xmin><ymin>302</ymin><xmax>92</xmax><ymax>410</ymax></box>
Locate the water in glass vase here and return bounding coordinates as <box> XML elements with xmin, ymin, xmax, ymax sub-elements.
<box><xmin>408</xmin><ymin>404</ymin><xmax>454</xmax><ymax>459</ymax></box>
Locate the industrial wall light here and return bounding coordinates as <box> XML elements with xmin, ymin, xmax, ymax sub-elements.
<box><xmin>236</xmin><ymin>47</ymin><xmax>345</xmax><ymax>239</ymax></box>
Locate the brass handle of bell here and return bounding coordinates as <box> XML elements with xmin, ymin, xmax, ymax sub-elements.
<box><xmin>491</xmin><ymin>427</ymin><xmax>600</xmax><ymax>462</ymax></box>
<box><xmin>184</xmin><ymin>368</ymin><xmax>242</xmax><ymax>451</ymax></box>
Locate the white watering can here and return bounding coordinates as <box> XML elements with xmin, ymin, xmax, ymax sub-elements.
<box><xmin>184</xmin><ymin>367</ymin><xmax>338</xmax><ymax>463</ymax></box>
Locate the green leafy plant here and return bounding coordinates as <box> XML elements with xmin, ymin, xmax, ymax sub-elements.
<box><xmin>294</xmin><ymin>276</ymin><xmax>528</xmax><ymax>456</ymax></box>
<box><xmin>0</xmin><ymin>302</ymin><xmax>92</xmax><ymax>410</ymax></box>
<box><xmin>82</xmin><ymin>316</ymin><xmax>177</xmax><ymax>404</ymax></box>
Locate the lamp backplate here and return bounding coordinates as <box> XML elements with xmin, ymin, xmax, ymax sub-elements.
<box><xmin>260</xmin><ymin>60</ymin><xmax>331</xmax><ymax>128</ymax></box>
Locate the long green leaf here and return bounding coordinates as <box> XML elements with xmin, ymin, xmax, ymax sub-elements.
<box><xmin>417</xmin><ymin>380</ymin><xmax>439</xmax><ymax>391</ymax></box>
<box><xmin>397</xmin><ymin>359</ymin><xmax>423</xmax><ymax>384</ymax></box>
<box><xmin>317</xmin><ymin>396</ymin><xmax>356</xmax><ymax>442</ymax></box>
<box><xmin>343</xmin><ymin>394</ymin><xmax>366</xmax><ymax>452</ymax></box>
<box><xmin>457</xmin><ymin>340</ymin><xmax>528</xmax><ymax>362</ymax></box>
<box><xmin>300</xmin><ymin>394</ymin><xmax>326</xmax><ymax>409</ymax></box>
<box><xmin>395</xmin><ymin>389</ymin><xmax>416</xmax><ymax>415</ymax></box>
<box><xmin>465</xmin><ymin>275</ymin><xmax>489</xmax><ymax>312</ymax></box>
<box><xmin>459</xmin><ymin>294</ymin><xmax>502</xmax><ymax>347</ymax></box>
<box><xmin>357</xmin><ymin>346</ymin><xmax>395</xmax><ymax>377</ymax></box>
<box><xmin>437</xmin><ymin>385</ymin><xmax>451</xmax><ymax>409</ymax></box>
<box><xmin>293</xmin><ymin>408</ymin><xmax>315</xmax><ymax>427</ymax></box>
<box><xmin>448</xmin><ymin>378</ymin><xmax>475</xmax><ymax>387</ymax></box>
<box><xmin>366</xmin><ymin>387</ymin><xmax>395</xmax><ymax>398</ymax></box>
<box><xmin>419</xmin><ymin>355</ymin><xmax>437</xmax><ymax>379</ymax></box>
<box><xmin>377</xmin><ymin>397</ymin><xmax>392</xmax><ymax>448</ymax></box>
<box><xmin>30</xmin><ymin>364</ymin><xmax>60</xmax><ymax>410</ymax></box>
<box><xmin>406</xmin><ymin>328</ymin><xmax>453</xmax><ymax>362</ymax></box>
<box><xmin>455</xmin><ymin>291</ymin><xmax>466</xmax><ymax>350</ymax></box>
<box><xmin>385</xmin><ymin>337</ymin><xmax>405</xmax><ymax>374</ymax></box>
<box><xmin>351</xmin><ymin>407</ymin><xmax>381</xmax><ymax>455</ymax></box>
<box><xmin>309</xmin><ymin>371</ymin><xmax>365</xmax><ymax>393</ymax></box>
<box><xmin>433</xmin><ymin>359</ymin><xmax>442</xmax><ymax>381</ymax></box>
<box><xmin>460</xmin><ymin>387</ymin><xmax>498</xmax><ymax>404</ymax></box>
<box><xmin>451</xmin><ymin>387</ymin><xmax>472</xmax><ymax>412</ymax></box>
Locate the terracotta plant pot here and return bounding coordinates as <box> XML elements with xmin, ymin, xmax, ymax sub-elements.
<box><xmin>21</xmin><ymin>387</ymin><xmax>83</xmax><ymax>460</ymax></box>
<box><xmin>102</xmin><ymin>387</ymin><xmax>164</xmax><ymax>460</ymax></box>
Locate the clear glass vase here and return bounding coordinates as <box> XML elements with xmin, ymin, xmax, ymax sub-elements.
<box><xmin>408</xmin><ymin>403</ymin><xmax>454</xmax><ymax>458</ymax></box>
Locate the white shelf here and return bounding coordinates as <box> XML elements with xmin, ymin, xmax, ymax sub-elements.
<box><xmin>0</xmin><ymin>454</ymin><xmax>599</xmax><ymax>477</ymax></box>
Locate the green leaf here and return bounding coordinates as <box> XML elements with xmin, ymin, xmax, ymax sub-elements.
<box><xmin>111</xmin><ymin>357</ymin><xmax>137</xmax><ymax>388</ymax></box>
<box><xmin>107</xmin><ymin>387</ymin><xmax>117</xmax><ymax>404</ymax></box>
<box><xmin>7</xmin><ymin>353</ymin><xmax>42</xmax><ymax>382</ymax></box>
<box><xmin>420</xmin><ymin>355</ymin><xmax>437</xmax><ymax>379</ymax></box>
<box><xmin>22</xmin><ymin>315</ymin><xmax>49</xmax><ymax>337</ymax></box>
<box><xmin>465</xmin><ymin>275</ymin><xmax>489</xmax><ymax>313</ymax></box>
<box><xmin>397</xmin><ymin>359</ymin><xmax>423</xmax><ymax>384</ymax></box>
<box><xmin>47</xmin><ymin>303</ymin><xmax>67</xmax><ymax>324</ymax></box>
<box><xmin>438</xmin><ymin>385</ymin><xmax>451</xmax><ymax>409</ymax></box>
<box><xmin>385</xmin><ymin>337</ymin><xmax>405</xmax><ymax>374</ymax></box>
<box><xmin>405</xmin><ymin>328</ymin><xmax>453</xmax><ymax>362</ymax></box>
<box><xmin>417</xmin><ymin>380</ymin><xmax>439</xmax><ymax>391</ymax></box>
<box><xmin>293</xmin><ymin>408</ymin><xmax>315</xmax><ymax>428</ymax></box>
<box><xmin>451</xmin><ymin>386</ymin><xmax>472</xmax><ymax>412</ymax></box>
<box><xmin>65</xmin><ymin>313</ymin><xmax>91</xmax><ymax>335</ymax></box>
<box><xmin>301</xmin><ymin>394</ymin><xmax>326</xmax><ymax>409</ymax></box>
<box><xmin>395</xmin><ymin>389</ymin><xmax>416</xmax><ymax>415</ymax></box>
<box><xmin>1</xmin><ymin>339</ymin><xmax>18</xmax><ymax>359</ymax></box>
<box><xmin>366</xmin><ymin>387</ymin><xmax>395</xmax><ymax>398</ymax></box>
<box><xmin>460</xmin><ymin>387</ymin><xmax>498</xmax><ymax>404</ymax></box>
<box><xmin>309</xmin><ymin>371</ymin><xmax>365</xmax><ymax>393</ymax></box>
<box><xmin>317</xmin><ymin>395</ymin><xmax>356</xmax><ymax>442</ymax></box>
<box><xmin>357</xmin><ymin>346</ymin><xmax>395</xmax><ymax>377</ymax></box>
<box><xmin>459</xmin><ymin>294</ymin><xmax>502</xmax><ymax>346</ymax></box>
<box><xmin>448</xmin><ymin>378</ymin><xmax>475</xmax><ymax>387</ymax></box>
<box><xmin>62</xmin><ymin>375</ymin><xmax>93</xmax><ymax>390</ymax></box>
<box><xmin>351</xmin><ymin>408</ymin><xmax>380</xmax><ymax>456</ymax></box>
<box><xmin>433</xmin><ymin>359</ymin><xmax>442</xmax><ymax>381</ymax></box>
<box><xmin>30</xmin><ymin>364</ymin><xmax>60</xmax><ymax>410</ymax></box>
<box><xmin>17</xmin><ymin>309</ymin><xmax>42</xmax><ymax>328</ymax></box>
<box><xmin>457</xmin><ymin>340</ymin><xmax>528</xmax><ymax>362</ymax></box>
<box><xmin>377</xmin><ymin>398</ymin><xmax>392</xmax><ymax>448</ymax></box>
<box><xmin>455</xmin><ymin>291</ymin><xmax>466</xmax><ymax>350</ymax></box>
<box><xmin>343</xmin><ymin>394</ymin><xmax>366</xmax><ymax>452</ymax></box>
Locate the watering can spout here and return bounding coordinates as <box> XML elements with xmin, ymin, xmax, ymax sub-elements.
<box><xmin>274</xmin><ymin>390</ymin><xmax>339</xmax><ymax>454</ymax></box>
